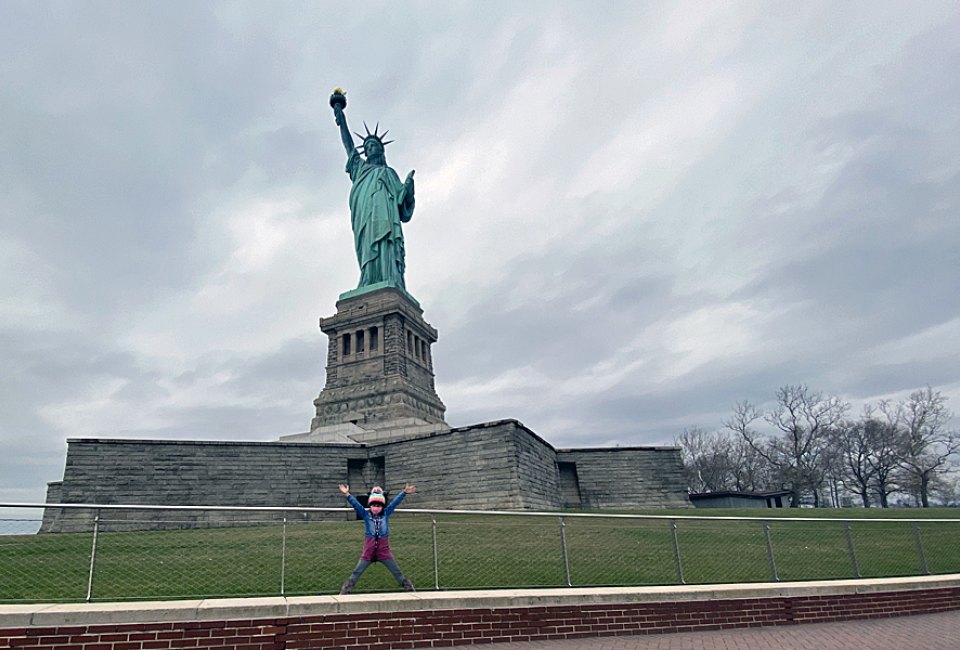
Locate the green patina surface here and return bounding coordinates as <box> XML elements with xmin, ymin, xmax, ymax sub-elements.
<box><xmin>331</xmin><ymin>89</ymin><xmax>416</xmax><ymax>293</ymax></box>
<box><xmin>338</xmin><ymin>281</ymin><xmax>420</xmax><ymax>307</ymax></box>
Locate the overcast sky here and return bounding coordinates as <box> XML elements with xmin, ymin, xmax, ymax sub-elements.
<box><xmin>2</xmin><ymin>1</ymin><xmax>959</xmax><ymax>506</ymax></box>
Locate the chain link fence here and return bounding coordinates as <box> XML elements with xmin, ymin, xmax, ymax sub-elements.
<box><xmin>2</xmin><ymin>503</ymin><xmax>959</xmax><ymax>603</ymax></box>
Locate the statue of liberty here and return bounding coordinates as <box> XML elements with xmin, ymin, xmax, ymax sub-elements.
<box><xmin>330</xmin><ymin>89</ymin><xmax>415</xmax><ymax>291</ymax></box>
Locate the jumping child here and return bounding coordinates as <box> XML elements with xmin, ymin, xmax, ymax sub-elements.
<box><xmin>338</xmin><ymin>483</ymin><xmax>416</xmax><ymax>594</ymax></box>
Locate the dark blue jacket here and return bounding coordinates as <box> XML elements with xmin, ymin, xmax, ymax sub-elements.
<box><xmin>346</xmin><ymin>491</ymin><xmax>406</xmax><ymax>538</ymax></box>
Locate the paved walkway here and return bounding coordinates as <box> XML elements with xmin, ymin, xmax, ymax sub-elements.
<box><xmin>474</xmin><ymin>610</ymin><xmax>960</xmax><ymax>649</ymax></box>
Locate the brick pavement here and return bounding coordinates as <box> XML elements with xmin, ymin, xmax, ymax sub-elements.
<box><xmin>472</xmin><ymin>610</ymin><xmax>960</xmax><ymax>649</ymax></box>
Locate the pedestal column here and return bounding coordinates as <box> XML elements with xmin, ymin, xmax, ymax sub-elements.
<box><xmin>311</xmin><ymin>285</ymin><xmax>447</xmax><ymax>430</ymax></box>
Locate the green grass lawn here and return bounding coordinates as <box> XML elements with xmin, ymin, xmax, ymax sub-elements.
<box><xmin>1</xmin><ymin>509</ymin><xmax>958</xmax><ymax>603</ymax></box>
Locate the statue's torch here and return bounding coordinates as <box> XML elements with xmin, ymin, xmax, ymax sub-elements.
<box><xmin>329</xmin><ymin>87</ymin><xmax>347</xmax><ymax>112</ymax></box>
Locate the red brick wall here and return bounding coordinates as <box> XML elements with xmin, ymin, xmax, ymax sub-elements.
<box><xmin>3</xmin><ymin>587</ymin><xmax>958</xmax><ymax>649</ymax></box>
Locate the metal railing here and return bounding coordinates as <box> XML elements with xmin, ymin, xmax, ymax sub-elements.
<box><xmin>2</xmin><ymin>502</ymin><xmax>959</xmax><ymax>603</ymax></box>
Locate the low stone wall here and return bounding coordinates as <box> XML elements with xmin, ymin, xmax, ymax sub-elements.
<box><xmin>40</xmin><ymin>439</ymin><xmax>360</xmax><ymax>533</ymax></box>
<box><xmin>2</xmin><ymin>576</ymin><xmax>957</xmax><ymax>650</ymax></box>
<box><xmin>557</xmin><ymin>447</ymin><xmax>690</xmax><ymax>509</ymax></box>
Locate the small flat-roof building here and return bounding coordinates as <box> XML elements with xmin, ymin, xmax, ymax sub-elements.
<box><xmin>689</xmin><ymin>490</ymin><xmax>791</xmax><ymax>509</ymax></box>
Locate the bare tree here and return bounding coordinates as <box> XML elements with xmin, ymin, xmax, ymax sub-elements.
<box><xmin>726</xmin><ymin>386</ymin><xmax>848</xmax><ymax>507</ymax></box>
<box><xmin>676</xmin><ymin>425</ymin><xmax>779</xmax><ymax>495</ymax></box>
<box><xmin>864</xmin><ymin>402</ymin><xmax>903</xmax><ymax>507</ymax></box>
<box><xmin>829</xmin><ymin>419</ymin><xmax>877</xmax><ymax>507</ymax></box>
<box><xmin>675</xmin><ymin>427</ymin><xmax>736</xmax><ymax>493</ymax></box>
<box><xmin>895</xmin><ymin>387</ymin><xmax>960</xmax><ymax>507</ymax></box>
<box><xmin>767</xmin><ymin>385</ymin><xmax>848</xmax><ymax>507</ymax></box>
<box><xmin>928</xmin><ymin>472</ymin><xmax>960</xmax><ymax>507</ymax></box>
<box><xmin>729</xmin><ymin>436</ymin><xmax>774</xmax><ymax>492</ymax></box>
<box><xmin>723</xmin><ymin>399</ymin><xmax>800</xmax><ymax>499</ymax></box>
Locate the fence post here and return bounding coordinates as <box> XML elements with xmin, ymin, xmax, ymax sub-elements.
<box><xmin>85</xmin><ymin>510</ymin><xmax>100</xmax><ymax>602</ymax></box>
<box><xmin>844</xmin><ymin>521</ymin><xmax>861</xmax><ymax>578</ymax></box>
<box><xmin>280</xmin><ymin>515</ymin><xmax>288</xmax><ymax>596</ymax></box>
<box><xmin>559</xmin><ymin>516</ymin><xmax>572</xmax><ymax>587</ymax></box>
<box><xmin>912</xmin><ymin>522</ymin><xmax>930</xmax><ymax>575</ymax></box>
<box><xmin>762</xmin><ymin>521</ymin><xmax>779</xmax><ymax>582</ymax></box>
<box><xmin>431</xmin><ymin>516</ymin><xmax>440</xmax><ymax>590</ymax></box>
<box><xmin>670</xmin><ymin>520</ymin><xmax>685</xmax><ymax>585</ymax></box>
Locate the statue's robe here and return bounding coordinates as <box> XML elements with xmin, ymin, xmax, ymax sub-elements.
<box><xmin>346</xmin><ymin>150</ymin><xmax>414</xmax><ymax>289</ymax></box>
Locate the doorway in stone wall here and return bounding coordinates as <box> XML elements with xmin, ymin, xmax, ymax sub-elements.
<box><xmin>346</xmin><ymin>457</ymin><xmax>386</xmax><ymax>509</ymax></box>
<box><xmin>557</xmin><ymin>461</ymin><xmax>582</xmax><ymax>508</ymax></box>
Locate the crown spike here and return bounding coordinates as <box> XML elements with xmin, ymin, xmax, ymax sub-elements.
<box><xmin>363</xmin><ymin>121</ymin><xmax>371</xmax><ymax>136</ymax></box>
<box><xmin>382</xmin><ymin>140</ymin><xmax>394</xmax><ymax>146</ymax></box>
<box><xmin>374</xmin><ymin>121</ymin><xmax>380</xmax><ymax>136</ymax></box>
<box><xmin>353</xmin><ymin>131</ymin><xmax>365</xmax><ymax>140</ymax></box>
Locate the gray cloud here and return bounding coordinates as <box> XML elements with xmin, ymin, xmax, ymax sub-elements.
<box><xmin>2</xmin><ymin>2</ymin><xmax>959</xmax><ymax>504</ymax></box>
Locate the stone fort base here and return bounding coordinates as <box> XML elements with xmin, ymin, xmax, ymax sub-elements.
<box><xmin>41</xmin><ymin>419</ymin><xmax>690</xmax><ymax>532</ymax></box>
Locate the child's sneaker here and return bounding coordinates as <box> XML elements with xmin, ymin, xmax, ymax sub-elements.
<box><xmin>339</xmin><ymin>580</ymin><xmax>355</xmax><ymax>595</ymax></box>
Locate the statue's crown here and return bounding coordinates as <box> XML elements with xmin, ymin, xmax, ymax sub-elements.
<box><xmin>355</xmin><ymin>121</ymin><xmax>393</xmax><ymax>153</ymax></box>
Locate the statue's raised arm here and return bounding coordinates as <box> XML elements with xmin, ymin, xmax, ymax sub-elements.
<box><xmin>330</xmin><ymin>88</ymin><xmax>355</xmax><ymax>157</ymax></box>
<box><xmin>328</xmin><ymin>88</ymin><xmax>415</xmax><ymax>292</ymax></box>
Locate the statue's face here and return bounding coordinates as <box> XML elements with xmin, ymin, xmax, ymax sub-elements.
<box><xmin>364</xmin><ymin>138</ymin><xmax>383</xmax><ymax>158</ymax></box>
